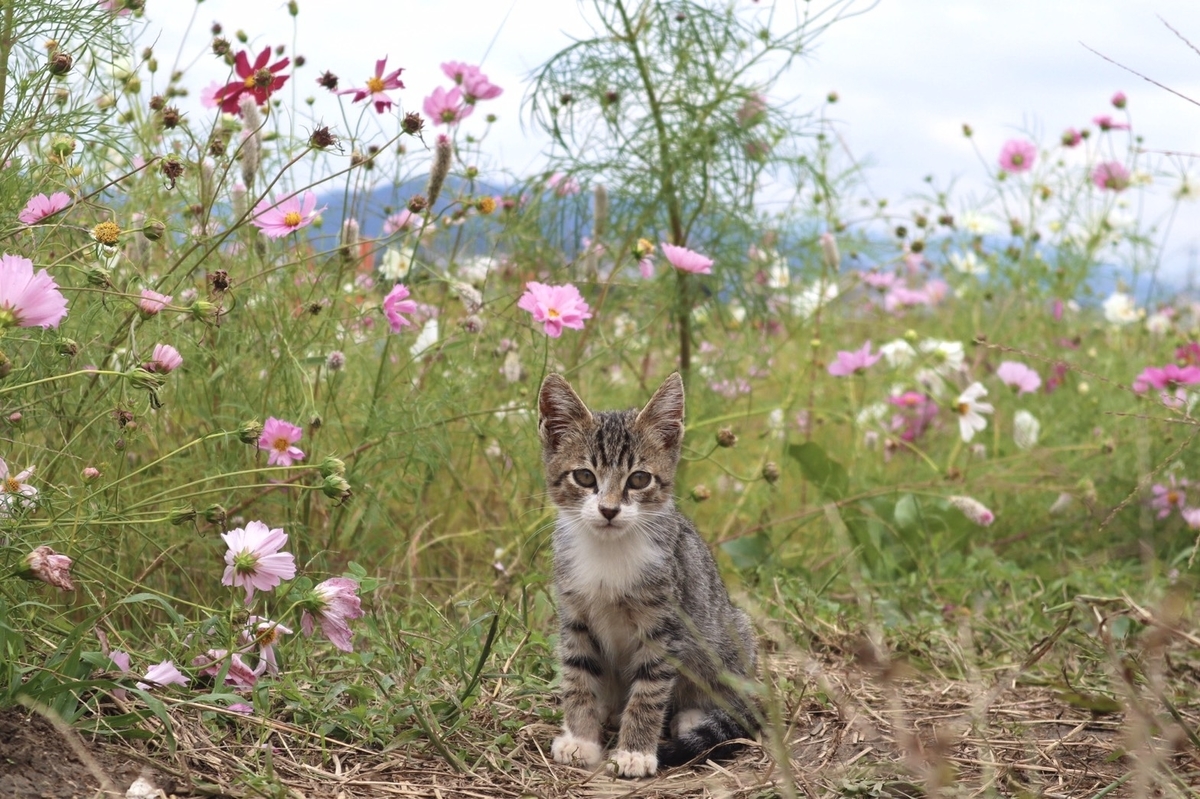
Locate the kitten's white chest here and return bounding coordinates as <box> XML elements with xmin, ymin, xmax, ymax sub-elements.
<box><xmin>558</xmin><ymin>524</ymin><xmax>661</xmax><ymax>602</ymax></box>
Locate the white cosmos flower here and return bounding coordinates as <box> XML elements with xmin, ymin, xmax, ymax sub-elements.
<box><xmin>880</xmin><ymin>339</ymin><xmax>916</xmax><ymax>368</ymax></box>
<box><xmin>918</xmin><ymin>338</ymin><xmax>965</xmax><ymax>375</ymax></box>
<box><xmin>954</xmin><ymin>382</ymin><xmax>993</xmax><ymax>442</ymax></box>
<box><xmin>1102</xmin><ymin>291</ymin><xmax>1140</xmax><ymax>325</ymax></box>
<box><xmin>0</xmin><ymin>459</ymin><xmax>36</xmax><ymax>516</ymax></box>
<box><xmin>409</xmin><ymin>318</ymin><xmax>438</xmax><ymax>357</ymax></box>
<box><xmin>1013</xmin><ymin>409</ymin><xmax>1040</xmax><ymax>450</ymax></box>
<box><xmin>790</xmin><ymin>281</ymin><xmax>838</xmax><ymax>318</ymax></box>
<box><xmin>949</xmin><ymin>251</ymin><xmax>986</xmax><ymax>275</ymax></box>
<box><xmin>378</xmin><ymin>247</ymin><xmax>409</xmax><ymax>281</ymax></box>
<box><xmin>959</xmin><ymin>211</ymin><xmax>999</xmax><ymax>235</ymax></box>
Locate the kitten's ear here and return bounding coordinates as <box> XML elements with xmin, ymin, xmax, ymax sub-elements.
<box><xmin>539</xmin><ymin>374</ymin><xmax>592</xmax><ymax>451</ymax></box>
<box><xmin>636</xmin><ymin>372</ymin><xmax>685</xmax><ymax>452</ymax></box>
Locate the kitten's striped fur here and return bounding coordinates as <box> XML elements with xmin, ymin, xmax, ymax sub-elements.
<box><xmin>539</xmin><ymin>372</ymin><xmax>758</xmax><ymax>778</ymax></box>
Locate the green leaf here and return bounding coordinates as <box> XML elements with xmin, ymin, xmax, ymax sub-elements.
<box><xmin>117</xmin><ymin>593</ymin><xmax>185</xmax><ymax>625</ymax></box>
<box><xmin>894</xmin><ymin>494</ymin><xmax>920</xmax><ymax>531</ymax></box>
<box><xmin>720</xmin><ymin>533</ymin><xmax>769</xmax><ymax>570</ymax></box>
<box><xmin>787</xmin><ymin>442</ymin><xmax>848</xmax><ymax>500</ymax></box>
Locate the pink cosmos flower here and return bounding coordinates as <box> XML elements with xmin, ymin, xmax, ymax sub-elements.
<box><xmin>199</xmin><ymin>80</ymin><xmax>224</xmax><ymax>110</ymax></box>
<box><xmin>860</xmin><ymin>270</ymin><xmax>898</xmax><ymax>290</ymax></box>
<box><xmin>1177</xmin><ymin>342</ymin><xmax>1200</xmax><ymax>367</ymax></box>
<box><xmin>192</xmin><ymin>650</ymin><xmax>257</xmax><ymax>689</ymax></box>
<box><xmin>998</xmin><ymin>139</ymin><xmax>1036</xmax><ymax>173</ymax></box>
<box><xmin>1111</xmin><ymin>91</ymin><xmax>1127</xmax><ymax>109</ymax></box>
<box><xmin>462</xmin><ymin>68</ymin><xmax>502</xmax><ymax>103</ymax></box>
<box><xmin>18</xmin><ymin>192</ymin><xmax>71</xmax><ymax>225</ymax></box>
<box><xmin>517</xmin><ymin>281</ymin><xmax>592</xmax><ymax>338</ymax></box>
<box><xmin>0</xmin><ymin>458</ymin><xmax>37</xmax><ymax>515</ymax></box>
<box><xmin>301</xmin><ymin>577</ymin><xmax>364</xmax><ymax>652</ymax></box>
<box><xmin>440</xmin><ymin>61</ymin><xmax>474</xmax><ymax>84</ymax></box>
<box><xmin>1093</xmin><ymin>115</ymin><xmax>1130</xmax><ymax>132</ymax></box>
<box><xmin>883</xmin><ymin>285</ymin><xmax>932</xmax><ymax>312</ymax></box>
<box><xmin>213</xmin><ymin>47</ymin><xmax>290</xmax><ymax>115</ymax></box>
<box><xmin>710</xmin><ymin>378</ymin><xmax>752</xmax><ymax>398</ymax></box>
<box><xmin>996</xmin><ymin>361</ymin><xmax>1042</xmax><ymax>394</ymax></box>
<box><xmin>546</xmin><ymin>172</ymin><xmax>581</xmax><ymax>197</ymax></box>
<box><xmin>137</xmin><ymin>660</ymin><xmax>189</xmax><ymax>691</ymax></box>
<box><xmin>252</xmin><ymin>191</ymin><xmax>324</xmax><ymax>238</ymax></box>
<box><xmin>138</xmin><ymin>289</ymin><xmax>171</xmax><ymax>316</ymax></box>
<box><xmin>228</xmin><ymin>703</ymin><xmax>254</xmax><ymax>715</ymax></box>
<box><xmin>382</xmin><ymin>209</ymin><xmax>416</xmax><ymax>235</ymax></box>
<box><xmin>888</xmin><ymin>392</ymin><xmax>938</xmax><ymax>442</ymax></box>
<box><xmin>828</xmin><ymin>341</ymin><xmax>881</xmax><ymax>377</ymax></box>
<box><xmin>221</xmin><ymin>519</ymin><xmax>297</xmax><ymax>604</ymax></box>
<box><xmin>1092</xmin><ymin>161</ymin><xmax>1130</xmax><ymax>192</ymax></box>
<box><xmin>1133</xmin><ymin>364</ymin><xmax>1200</xmax><ymax>393</ymax></box>
<box><xmin>24</xmin><ymin>545</ymin><xmax>72</xmax><ymax>590</ymax></box>
<box><xmin>383</xmin><ymin>283</ymin><xmax>418</xmax><ymax>332</ymax></box>
<box><xmin>337</xmin><ymin>57</ymin><xmax>405</xmax><ymax>114</ymax></box>
<box><xmin>0</xmin><ymin>254</ymin><xmax>67</xmax><ymax>329</ymax></box>
<box><xmin>1151</xmin><ymin>476</ymin><xmax>1188</xmax><ymax>519</ymax></box>
<box><xmin>661</xmin><ymin>243</ymin><xmax>714</xmax><ymax>275</ymax></box>
<box><xmin>245</xmin><ymin>616</ymin><xmax>292</xmax><ymax>675</ymax></box>
<box><xmin>259</xmin><ymin>417</ymin><xmax>305</xmax><ymax>466</ymax></box>
<box><xmin>145</xmin><ymin>343</ymin><xmax>183</xmax><ymax>374</ymax></box>
<box><xmin>423</xmin><ymin>85</ymin><xmax>473</xmax><ymax>126</ymax></box>
<box><xmin>1061</xmin><ymin>128</ymin><xmax>1082</xmax><ymax>147</ymax></box>
<box><xmin>639</xmin><ymin>257</ymin><xmax>655</xmax><ymax>278</ymax></box>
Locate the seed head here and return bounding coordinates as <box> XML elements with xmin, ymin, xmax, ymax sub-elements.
<box><xmin>476</xmin><ymin>196</ymin><xmax>496</xmax><ymax>215</ymax></box>
<box><xmin>317</xmin><ymin>70</ymin><xmax>338</xmax><ymax>91</ymax></box>
<box><xmin>407</xmin><ymin>195</ymin><xmax>428</xmax><ymax>214</ymax></box>
<box><xmin>402</xmin><ymin>111</ymin><xmax>424</xmax><ymax>136</ymax></box>
<box><xmin>149</xmin><ymin>94</ymin><xmax>166</xmax><ymax>111</ymax></box>
<box><xmin>208</xmin><ymin>270</ymin><xmax>230</xmax><ymax>293</ymax></box>
<box><xmin>49</xmin><ymin>51</ymin><xmax>73</xmax><ymax>76</ymax></box>
<box><xmin>309</xmin><ymin>125</ymin><xmax>337</xmax><ymax>149</ymax></box>
<box><xmin>212</xmin><ymin>37</ymin><xmax>230</xmax><ymax>57</ymax></box>
<box><xmin>161</xmin><ymin>156</ymin><xmax>184</xmax><ymax>189</ymax></box>
<box><xmin>160</xmin><ymin>106</ymin><xmax>182</xmax><ymax>129</ymax></box>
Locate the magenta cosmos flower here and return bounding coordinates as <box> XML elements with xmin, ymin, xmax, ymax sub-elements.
<box><xmin>661</xmin><ymin>243</ymin><xmax>714</xmax><ymax>275</ymax></box>
<box><xmin>337</xmin><ymin>57</ymin><xmax>405</xmax><ymax>113</ymax></box>
<box><xmin>383</xmin><ymin>283</ymin><xmax>417</xmax><ymax>332</ymax></box>
<box><xmin>259</xmin><ymin>417</ymin><xmax>305</xmax><ymax>466</ymax></box>
<box><xmin>1133</xmin><ymin>364</ymin><xmax>1200</xmax><ymax>393</ymax></box>
<box><xmin>24</xmin><ymin>545</ymin><xmax>73</xmax><ymax>591</ymax></box>
<box><xmin>301</xmin><ymin>577</ymin><xmax>364</xmax><ymax>652</ymax></box>
<box><xmin>213</xmin><ymin>47</ymin><xmax>290</xmax><ymax>115</ymax></box>
<box><xmin>221</xmin><ymin>519</ymin><xmax>297</xmax><ymax>604</ymax></box>
<box><xmin>1093</xmin><ymin>114</ymin><xmax>1130</xmax><ymax>132</ymax></box>
<box><xmin>137</xmin><ymin>660</ymin><xmax>189</xmax><ymax>691</ymax></box>
<box><xmin>996</xmin><ymin>361</ymin><xmax>1042</xmax><ymax>394</ymax></box>
<box><xmin>1092</xmin><ymin>161</ymin><xmax>1130</xmax><ymax>192</ymax></box>
<box><xmin>998</xmin><ymin>139</ymin><xmax>1036</xmax><ymax>173</ymax></box>
<box><xmin>18</xmin><ymin>192</ymin><xmax>71</xmax><ymax>225</ymax></box>
<box><xmin>827</xmin><ymin>341</ymin><xmax>881</xmax><ymax>376</ymax></box>
<box><xmin>252</xmin><ymin>191</ymin><xmax>323</xmax><ymax>238</ymax></box>
<box><xmin>0</xmin><ymin>253</ymin><xmax>67</xmax><ymax>329</ymax></box>
<box><xmin>138</xmin><ymin>289</ymin><xmax>171</xmax><ymax>316</ymax></box>
<box><xmin>145</xmin><ymin>343</ymin><xmax>182</xmax><ymax>374</ymax></box>
<box><xmin>423</xmin><ymin>85</ymin><xmax>473</xmax><ymax>126</ymax></box>
<box><xmin>517</xmin><ymin>282</ymin><xmax>592</xmax><ymax>338</ymax></box>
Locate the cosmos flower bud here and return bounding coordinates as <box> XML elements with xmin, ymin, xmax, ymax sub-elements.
<box><xmin>142</xmin><ymin>219</ymin><xmax>166</xmax><ymax>240</ymax></box>
<box><xmin>125</xmin><ymin>367</ymin><xmax>165</xmax><ymax>393</ymax></box>
<box><xmin>716</xmin><ymin>428</ymin><xmax>738</xmax><ymax>448</ymax></box>
<box><xmin>190</xmin><ymin>300</ymin><xmax>216</xmax><ymax>321</ymax></box>
<box><xmin>318</xmin><ymin>456</ymin><xmax>346</xmax><ymax>478</ymax></box>
<box><xmin>691</xmin><ymin>484</ymin><xmax>711</xmax><ymax>502</ymax></box>
<box><xmin>204</xmin><ymin>504</ymin><xmax>227</xmax><ymax>525</ymax></box>
<box><xmin>762</xmin><ymin>461</ymin><xmax>780</xmax><ymax>484</ymax></box>
<box><xmin>82</xmin><ymin>466</ymin><xmax>100</xmax><ymax>482</ymax></box>
<box><xmin>426</xmin><ymin>134</ymin><xmax>452</xmax><ymax>209</ymax></box>
<box><xmin>238</xmin><ymin>419</ymin><xmax>264</xmax><ymax>445</ymax></box>
<box><xmin>49</xmin><ymin>50</ymin><xmax>73</xmax><ymax>75</ymax></box>
<box><xmin>321</xmin><ymin>474</ymin><xmax>352</xmax><ymax>503</ymax></box>
<box><xmin>407</xmin><ymin>195</ymin><xmax>428</xmax><ymax>214</ymax></box>
<box><xmin>819</xmin><ymin>233</ymin><xmax>839</xmax><ymax>270</ymax></box>
<box><xmin>57</xmin><ymin>338</ymin><xmax>79</xmax><ymax>357</ymax></box>
<box><xmin>169</xmin><ymin>506</ymin><xmax>197</xmax><ymax>525</ymax></box>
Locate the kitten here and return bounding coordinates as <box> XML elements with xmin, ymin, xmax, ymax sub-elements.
<box><xmin>538</xmin><ymin>372</ymin><xmax>758</xmax><ymax>778</ymax></box>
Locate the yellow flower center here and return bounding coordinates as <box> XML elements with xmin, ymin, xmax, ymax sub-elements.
<box><xmin>4</xmin><ymin>477</ymin><xmax>20</xmax><ymax>493</ymax></box>
<box><xmin>92</xmin><ymin>221</ymin><xmax>121</xmax><ymax>245</ymax></box>
<box><xmin>956</xmin><ymin>402</ymin><xmax>970</xmax><ymax>415</ymax></box>
<box><xmin>547</xmin><ymin>308</ymin><xmax>561</xmax><ymax>319</ymax></box>
<box><xmin>244</xmin><ymin>74</ymin><xmax>256</xmax><ymax>89</ymax></box>
<box><xmin>273</xmin><ymin>436</ymin><xmax>291</xmax><ymax>452</ymax></box>
<box><xmin>283</xmin><ymin>211</ymin><xmax>303</xmax><ymax>227</ymax></box>
<box><xmin>1168</xmin><ymin>490</ymin><xmax>1181</xmax><ymax>506</ymax></box>
<box><xmin>256</xmin><ymin>626</ymin><xmax>280</xmax><ymax>647</ymax></box>
<box><xmin>366</xmin><ymin>76</ymin><xmax>386</xmax><ymax>93</ymax></box>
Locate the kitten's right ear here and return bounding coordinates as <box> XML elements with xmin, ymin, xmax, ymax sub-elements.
<box><xmin>538</xmin><ymin>374</ymin><xmax>592</xmax><ymax>451</ymax></box>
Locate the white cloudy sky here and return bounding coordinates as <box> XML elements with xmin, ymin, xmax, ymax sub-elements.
<box><xmin>138</xmin><ymin>0</ymin><xmax>1200</xmax><ymax>278</ymax></box>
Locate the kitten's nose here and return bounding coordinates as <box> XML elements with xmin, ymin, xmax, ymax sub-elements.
<box><xmin>599</xmin><ymin>505</ymin><xmax>620</xmax><ymax>520</ymax></box>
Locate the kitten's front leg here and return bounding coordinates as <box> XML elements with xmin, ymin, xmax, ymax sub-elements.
<box><xmin>551</xmin><ymin>617</ymin><xmax>606</xmax><ymax>767</ymax></box>
<box><xmin>612</xmin><ymin>644</ymin><xmax>676</xmax><ymax>777</ymax></box>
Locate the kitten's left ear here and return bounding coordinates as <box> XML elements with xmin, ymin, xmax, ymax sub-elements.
<box><xmin>636</xmin><ymin>372</ymin><xmax>685</xmax><ymax>451</ymax></box>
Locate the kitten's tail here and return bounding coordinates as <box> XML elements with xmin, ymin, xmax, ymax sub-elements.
<box><xmin>656</xmin><ymin>708</ymin><xmax>753</xmax><ymax>768</ymax></box>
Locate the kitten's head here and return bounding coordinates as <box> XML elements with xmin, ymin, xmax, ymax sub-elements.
<box><xmin>538</xmin><ymin>372</ymin><xmax>684</xmax><ymax>534</ymax></box>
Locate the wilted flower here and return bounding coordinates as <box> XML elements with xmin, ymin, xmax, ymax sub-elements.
<box><xmin>337</xmin><ymin>56</ymin><xmax>404</xmax><ymax>113</ymax></box>
<box><xmin>18</xmin><ymin>192</ymin><xmax>71</xmax><ymax>225</ymax></box>
<box><xmin>136</xmin><ymin>660</ymin><xmax>189</xmax><ymax>691</ymax></box>
<box><xmin>252</xmin><ymin>191</ymin><xmax>324</xmax><ymax>238</ymax></box>
<box><xmin>998</xmin><ymin>139</ymin><xmax>1036</xmax><ymax>173</ymax></box>
<box><xmin>948</xmin><ymin>495</ymin><xmax>995</xmax><ymax>526</ymax></box>
<box><xmin>258</xmin><ymin>417</ymin><xmax>305</xmax><ymax>466</ymax></box>
<box><xmin>0</xmin><ymin>253</ymin><xmax>68</xmax><ymax>329</ymax></box>
<box><xmin>192</xmin><ymin>649</ymin><xmax>257</xmax><ymax>688</ymax></box>
<box><xmin>1013</xmin><ymin>409</ymin><xmax>1040</xmax><ymax>450</ymax></box>
<box><xmin>24</xmin><ymin>545</ymin><xmax>72</xmax><ymax>590</ymax></box>
<box><xmin>301</xmin><ymin>577</ymin><xmax>364</xmax><ymax>652</ymax></box>
<box><xmin>517</xmin><ymin>282</ymin><xmax>591</xmax><ymax>338</ymax></box>
<box><xmin>828</xmin><ymin>341</ymin><xmax>881</xmax><ymax>377</ymax></box>
<box><xmin>661</xmin><ymin>243</ymin><xmax>713</xmax><ymax>275</ymax></box>
<box><xmin>383</xmin><ymin>283</ymin><xmax>417</xmax><ymax>332</ymax></box>
<box><xmin>139</xmin><ymin>289</ymin><xmax>171</xmax><ymax>316</ymax></box>
<box><xmin>221</xmin><ymin>519</ymin><xmax>297</xmax><ymax>604</ymax></box>
<box><xmin>996</xmin><ymin>361</ymin><xmax>1041</xmax><ymax>394</ymax></box>
<box><xmin>145</xmin><ymin>343</ymin><xmax>182</xmax><ymax>374</ymax></box>
<box><xmin>953</xmin><ymin>382</ymin><xmax>993</xmax><ymax>442</ymax></box>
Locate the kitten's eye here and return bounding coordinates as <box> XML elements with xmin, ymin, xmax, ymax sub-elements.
<box><xmin>626</xmin><ymin>471</ymin><xmax>651</xmax><ymax>490</ymax></box>
<box><xmin>572</xmin><ymin>469</ymin><xmax>597</xmax><ymax>488</ymax></box>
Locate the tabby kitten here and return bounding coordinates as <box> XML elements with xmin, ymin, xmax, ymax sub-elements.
<box><xmin>538</xmin><ymin>372</ymin><xmax>758</xmax><ymax>778</ymax></box>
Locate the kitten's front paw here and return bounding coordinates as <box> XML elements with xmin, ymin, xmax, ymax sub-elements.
<box><xmin>551</xmin><ymin>730</ymin><xmax>603</xmax><ymax>767</ymax></box>
<box><xmin>610</xmin><ymin>749</ymin><xmax>658</xmax><ymax>778</ymax></box>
